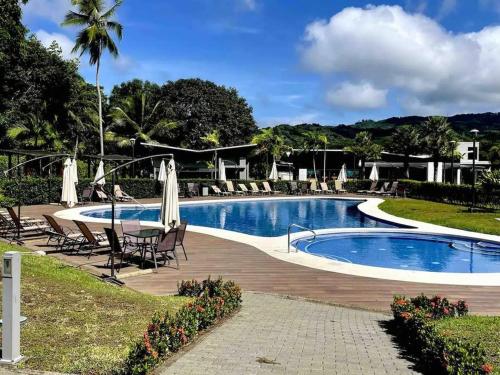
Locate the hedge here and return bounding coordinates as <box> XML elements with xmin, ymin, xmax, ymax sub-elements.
<box><xmin>124</xmin><ymin>277</ymin><xmax>242</xmax><ymax>374</ymax></box>
<box><xmin>400</xmin><ymin>180</ymin><xmax>500</xmax><ymax>209</ymax></box>
<box><xmin>391</xmin><ymin>295</ymin><xmax>493</xmax><ymax>374</ymax></box>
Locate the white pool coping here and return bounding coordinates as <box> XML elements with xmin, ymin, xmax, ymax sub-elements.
<box><xmin>54</xmin><ymin>196</ymin><xmax>500</xmax><ymax>286</ymax></box>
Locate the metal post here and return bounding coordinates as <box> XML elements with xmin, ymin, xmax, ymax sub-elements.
<box><xmin>47</xmin><ymin>166</ymin><xmax>51</xmax><ymax>204</ymax></box>
<box><xmin>1</xmin><ymin>252</ymin><xmax>23</xmax><ymax>364</ymax></box>
<box><xmin>110</xmin><ymin>171</ymin><xmax>116</xmax><ymax>278</ymax></box>
<box><xmin>472</xmin><ymin>137</ymin><xmax>477</xmax><ymax>210</ymax></box>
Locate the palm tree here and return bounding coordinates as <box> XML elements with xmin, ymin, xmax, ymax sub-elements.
<box><xmin>488</xmin><ymin>144</ymin><xmax>500</xmax><ymax>166</ymax></box>
<box><xmin>302</xmin><ymin>131</ymin><xmax>325</xmax><ymax>180</ymax></box>
<box><xmin>251</xmin><ymin>128</ymin><xmax>287</xmax><ymax>177</ymax></box>
<box><xmin>8</xmin><ymin>110</ymin><xmax>62</xmax><ymax>150</ymax></box>
<box><xmin>344</xmin><ymin>131</ymin><xmax>382</xmax><ymax>178</ymax></box>
<box><xmin>419</xmin><ymin>116</ymin><xmax>456</xmax><ymax>182</ymax></box>
<box><xmin>106</xmin><ymin>90</ymin><xmax>177</xmax><ymax>147</ymax></box>
<box><xmin>389</xmin><ymin>125</ymin><xmax>421</xmax><ymax>179</ymax></box>
<box><xmin>318</xmin><ymin>133</ymin><xmax>329</xmax><ymax>182</ymax></box>
<box><xmin>62</xmin><ymin>0</ymin><xmax>123</xmax><ymax>156</ymax></box>
<box><xmin>201</xmin><ymin>130</ymin><xmax>220</xmax><ymax>179</ymax></box>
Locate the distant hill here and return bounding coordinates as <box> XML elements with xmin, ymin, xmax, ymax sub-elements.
<box><xmin>271</xmin><ymin>112</ymin><xmax>500</xmax><ymax>151</ymax></box>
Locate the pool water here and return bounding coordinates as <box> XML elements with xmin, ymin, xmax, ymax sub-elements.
<box><xmin>293</xmin><ymin>232</ymin><xmax>500</xmax><ymax>273</ymax></box>
<box><xmin>82</xmin><ymin>198</ymin><xmax>397</xmax><ymax>237</ymax></box>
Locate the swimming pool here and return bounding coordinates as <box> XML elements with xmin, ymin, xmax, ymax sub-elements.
<box><xmin>82</xmin><ymin>198</ymin><xmax>398</xmax><ymax>237</ymax></box>
<box><xmin>293</xmin><ymin>232</ymin><xmax>500</xmax><ymax>273</ymax></box>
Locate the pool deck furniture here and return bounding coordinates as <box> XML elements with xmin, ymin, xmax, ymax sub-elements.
<box><xmin>262</xmin><ymin>181</ymin><xmax>281</xmax><ymax>194</ymax></box>
<box><xmin>80</xmin><ymin>186</ymin><xmax>94</xmax><ymax>204</ymax></box>
<box><xmin>114</xmin><ymin>185</ymin><xmax>134</xmax><ymax>202</ymax></box>
<box><xmin>73</xmin><ymin>220</ymin><xmax>109</xmax><ymax>258</ymax></box>
<box><xmin>309</xmin><ymin>181</ymin><xmax>322</xmax><ymax>194</ymax></box>
<box><xmin>334</xmin><ymin>180</ymin><xmax>347</xmax><ymax>194</ymax></box>
<box><xmin>226</xmin><ymin>181</ymin><xmax>244</xmax><ymax>195</ymax></box>
<box><xmin>176</xmin><ymin>221</ymin><xmax>188</xmax><ymax>260</ymax></box>
<box><xmin>357</xmin><ymin>181</ymin><xmax>377</xmax><ymax>195</ymax></box>
<box><xmin>238</xmin><ymin>183</ymin><xmax>254</xmax><ymax>195</ymax></box>
<box><xmin>211</xmin><ymin>185</ymin><xmax>230</xmax><ymax>196</ymax></box>
<box><xmin>187</xmin><ymin>183</ymin><xmax>200</xmax><ymax>197</ymax></box>
<box><xmin>121</xmin><ymin>219</ymin><xmax>142</xmax><ymax>252</ymax></box>
<box><xmin>250</xmin><ymin>182</ymin><xmax>270</xmax><ymax>195</ymax></box>
<box><xmin>151</xmin><ymin>228</ymin><xmax>180</xmax><ymax>270</ymax></box>
<box><xmin>379</xmin><ymin>181</ymin><xmax>399</xmax><ymax>197</ymax></box>
<box><xmin>289</xmin><ymin>181</ymin><xmax>302</xmax><ymax>195</ymax></box>
<box><xmin>93</xmin><ymin>185</ymin><xmax>110</xmax><ymax>202</ymax></box>
<box><xmin>124</xmin><ymin>228</ymin><xmax>163</xmax><ymax>268</ymax></box>
<box><xmin>3</xmin><ymin>207</ymin><xmax>49</xmax><ymax>240</ymax></box>
<box><xmin>371</xmin><ymin>182</ymin><xmax>390</xmax><ymax>195</ymax></box>
<box><xmin>320</xmin><ymin>182</ymin><xmax>334</xmax><ymax>194</ymax></box>
<box><xmin>104</xmin><ymin>227</ymin><xmax>141</xmax><ymax>272</ymax></box>
<box><xmin>43</xmin><ymin>214</ymin><xmax>82</xmax><ymax>251</ymax></box>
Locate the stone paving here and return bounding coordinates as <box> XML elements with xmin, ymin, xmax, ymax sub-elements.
<box><xmin>161</xmin><ymin>293</ymin><xmax>420</xmax><ymax>375</ymax></box>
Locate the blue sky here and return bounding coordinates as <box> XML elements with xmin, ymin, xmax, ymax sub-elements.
<box><xmin>22</xmin><ymin>0</ymin><xmax>500</xmax><ymax>127</ymax></box>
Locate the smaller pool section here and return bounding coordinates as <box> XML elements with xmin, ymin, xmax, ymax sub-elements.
<box><xmin>293</xmin><ymin>232</ymin><xmax>500</xmax><ymax>273</ymax></box>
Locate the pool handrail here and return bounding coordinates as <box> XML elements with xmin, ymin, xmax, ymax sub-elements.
<box><xmin>288</xmin><ymin>223</ymin><xmax>316</xmax><ymax>253</ymax></box>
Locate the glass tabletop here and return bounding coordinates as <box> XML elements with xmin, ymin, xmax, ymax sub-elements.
<box><xmin>124</xmin><ymin>228</ymin><xmax>162</xmax><ymax>239</ymax></box>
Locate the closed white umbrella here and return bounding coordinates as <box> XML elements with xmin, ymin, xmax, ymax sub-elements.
<box><xmin>219</xmin><ymin>159</ymin><xmax>227</xmax><ymax>181</ymax></box>
<box><xmin>268</xmin><ymin>160</ymin><xmax>278</xmax><ymax>181</ymax></box>
<box><xmin>369</xmin><ymin>162</ymin><xmax>379</xmax><ymax>182</ymax></box>
<box><xmin>61</xmin><ymin>158</ymin><xmax>78</xmax><ymax>208</ymax></box>
<box><xmin>160</xmin><ymin>159</ymin><xmax>180</xmax><ymax>229</ymax></box>
<box><xmin>94</xmin><ymin>160</ymin><xmax>105</xmax><ymax>185</ymax></box>
<box><xmin>338</xmin><ymin>164</ymin><xmax>348</xmax><ymax>183</ymax></box>
<box><xmin>71</xmin><ymin>159</ymin><xmax>78</xmax><ymax>185</ymax></box>
<box><xmin>158</xmin><ymin>159</ymin><xmax>167</xmax><ymax>182</ymax></box>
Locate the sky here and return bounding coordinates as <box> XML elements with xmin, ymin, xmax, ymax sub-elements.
<box><xmin>21</xmin><ymin>0</ymin><xmax>500</xmax><ymax>127</ymax></box>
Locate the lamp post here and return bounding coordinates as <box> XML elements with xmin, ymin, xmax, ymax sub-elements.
<box><xmin>130</xmin><ymin>138</ymin><xmax>136</xmax><ymax>177</ymax></box>
<box><xmin>470</xmin><ymin>129</ymin><xmax>479</xmax><ymax>211</ymax></box>
<box><xmin>450</xmin><ymin>140</ymin><xmax>456</xmax><ymax>184</ymax></box>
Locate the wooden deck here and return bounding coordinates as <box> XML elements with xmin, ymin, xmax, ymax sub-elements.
<box><xmin>17</xmin><ymin>197</ymin><xmax>500</xmax><ymax>315</ymax></box>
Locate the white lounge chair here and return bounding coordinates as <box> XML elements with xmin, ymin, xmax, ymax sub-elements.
<box><xmin>262</xmin><ymin>181</ymin><xmax>281</xmax><ymax>194</ymax></box>
<box><xmin>250</xmin><ymin>182</ymin><xmax>269</xmax><ymax>195</ymax></box>
<box><xmin>309</xmin><ymin>181</ymin><xmax>322</xmax><ymax>194</ymax></box>
<box><xmin>320</xmin><ymin>182</ymin><xmax>334</xmax><ymax>194</ymax></box>
<box><xmin>226</xmin><ymin>181</ymin><xmax>244</xmax><ymax>195</ymax></box>
<box><xmin>335</xmin><ymin>180</ymin><xmax>347</xmax><ymax>194</ymax></box>
<box><xmin>211</xmin><ymin>185</ymin><xmax>230</xmax><ymax>196</ymax></box>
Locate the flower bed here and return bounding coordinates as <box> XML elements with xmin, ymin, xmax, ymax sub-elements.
<box><xmin>124</xmin><ymin>277</ymin><xmax>242</xmax><ymax>374</ymax></box>
<box><xmin>391</xmin><ymin>295</ymin><xmax>493</xmax><ymax>374</ymax></box>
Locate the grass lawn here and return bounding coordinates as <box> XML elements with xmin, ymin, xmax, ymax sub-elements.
<box><xmin>0</xmin><ymin>243</ymin><xmax>190</xmax><ymax>374</ymax></box>
<box><xmin>432</xmin><ymin>316</ymin><xmax>500</xmax><ymax>374</ymax></box>
<box><xmin>379</xmin><ymin>199</ymin><xmax>500</xmax><ymax>236</ymax></box>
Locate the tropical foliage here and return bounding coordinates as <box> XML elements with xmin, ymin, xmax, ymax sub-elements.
<box><xmin>390</xmin><ymin>125</ymin><xmax>420</xmax><ymax>178</ymax></box>
<box><xmin>344</xmin><ymin>131</ymin><xmax>382</xmax><ymax>178</ymax></box>
<box><xmin>251</xmin><ymin>127</ymin><xmax>288</xmax><ymax>176</ymax></box>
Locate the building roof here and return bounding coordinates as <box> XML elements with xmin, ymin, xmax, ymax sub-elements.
<box><xmin>141</xmin><ymin>142</ymin><xmax>256</xmax><ymax>153</ymax></box>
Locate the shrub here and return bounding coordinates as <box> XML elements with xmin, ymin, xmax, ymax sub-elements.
<box><xmin>124</xmin><ymin>277</ymin><xmax>242</xmax><ymax>374</ymax></box>
<box><xmin>391</xmin><ymin>295</ymin><xmax>492</xmax><ymax>375</ymax></box>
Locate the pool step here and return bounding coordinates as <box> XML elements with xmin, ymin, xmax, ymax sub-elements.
<box><xmin>450</xmin><ymin>241</ymin><xmax>500</xmax><ymax>255</ymax></box>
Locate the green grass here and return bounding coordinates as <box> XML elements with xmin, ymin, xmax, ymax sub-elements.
<box><xmin>379</xmin><ymin>199</ymin><xmax>500</xmax><ymax>236</ymax></box>
<box><xmin>432</xmin><ymin>316</ymin><xmax>500</xmax><ymax>373</ymax></box>
<box><xmin>0</xmin><ymin>243</ymin><xmax>190</xmax><ymax>374</ymax></box>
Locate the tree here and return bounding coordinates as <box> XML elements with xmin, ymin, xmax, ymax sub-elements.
<box><xmin>344</xmin><ymin>131</ymin><xmax>382</xmax><ymax>178</ymax></box>
<box><xmin>201</xmin><ymin>130</ymin><xmax>220</xmax><ymax>179</ymax></box>
<box><xmin>389</xmin><ymin>125</ymin><xmax>421</xmax><ymax>179</ymax></box>
<box><xmin>419</xmin><ymin>116</ymin><xmax>456</xmax><ymax>182</ymax></box>
<box><xmin>488</xmin><ymin>144</ymin><xmax>500</xmax><ymax>166</ymax></box>
<box><xmin>302</xmin><ymin>131</ymin><xmax>325</xmax><ymax>180</ymax></box>
<box><xmin>107</xmin><ymin>84</ymin><xmax>177</xmax><ymax>147</ymax></box>
<box><xmin>158</xmin><ymin>79</ymin><xmax>257</xmax><ymax>148</ymax></box>
<box><xmin>63</xmin><ymin>0</ymin><xmax>123</xmax><ymax>156</ymax></box>
<box><xmin>251</xmin><ymin>128</ymin><xmax>288</xmax><ymax>177</ymax></box>
<box><xmin>318</xmin><ymin>133</ymin><xmax>329</xmax><ymax>182</ymax></box>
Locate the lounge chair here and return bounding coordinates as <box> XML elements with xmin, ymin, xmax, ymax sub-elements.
<box><xmin>334</xmin><ymin>180</ymin><xmax>347</xmax><ymax>194</ymax></box>
<box><xmin>309</xmin><ymin>181</ymin><xmax>322</xmax><ymax>194</ymax></box>
<box><xmin>371</xmin><ymin>182</ymin><xmax>390</xmax><ymax>195</ymax></box>
<box><xmin>379</xmin><ymin>181</ymin><xmax>399</xmax><ymax>197</ymax></box>
<box><xmin>93</xmin><ymin>185</ymin><xmax>110</xmax><ymax>202</ymax></box>
<box><xmin>289</xmin><ymin>181</ymin><xmax>301</xmax><ymax>195</ymax></box>
<box><xmin>250</xmin><ymin>182</ymin><xmax>269</xmax><ymax>195</ymax></box>
<box><xmin>176</xmin><ymin>221</ymin><xmax>188</xmax><ymax>260</ymax></box>
<box><xmin>226</xmin><ymin>181</ymin><xmax>244</xmax><ymax>195</ymax></box>
<box><xmin>149</xmin><ymin>228</ymin><xmax>179</xmax><ymax>270</ymax></box>
<box><xmin>320</xmin><ymin>182</ymin><xmax>334</xmax><ymax>194</ymax></box>
<box><xmin>238</xmin><ymin>184</ymin><xmax>252</xmax><ymax>195</ymax></box>
<box><xmin>81</xmin><ymin>187</ymin><xmax>94</xmax><ymax>203</ymax></box>
<box><xmin>73</xmin><ymin>220</ymin><xmax>109</xmax><ymax>258</ymax></box>
<box><xmin>4</xmin><ymin>207</ymin><xmax>48</xmax><ymax>240</ymax></box>
<box><xmin>104</xmin><ymin>228</ymin><xmax>140</xmax><ymax>272</ymax></box>
<box><xmin>357</xmin><ymin>181</ymin><xmax>377</xmax><ymax>195</ymax></box>
<box><xmin>114</xmin><ymin>185</ymin><xmax>134</xmax><ymax>202</ymax></box>
<box><xmin>262</xmin><ymin>181</ymin><xmax>281</xmax><ymax>194</ymax></box>
<box><xmin>43</xmin><ymin>214</ymin><xmax>83</xmax><ymax>251</ymax></box>
<box><xmin>187</xmin><ymin>183</ymin><xmax>200</xmax><ymax>197</ymax></box>
<box><xmin>211</xmin><ymin>185</ymin><xmax>230</xmax><ymax>196</ymax></box>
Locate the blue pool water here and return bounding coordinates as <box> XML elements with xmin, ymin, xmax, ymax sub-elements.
<box><xmin>293</xmin><ymin>232</ymin><xmax>500</xmax><ymax>273</ymax></box>
<box><xmin>82</xmin><ymin>198</ymin><xmax>396</xmax><ymax>236</ymax></box>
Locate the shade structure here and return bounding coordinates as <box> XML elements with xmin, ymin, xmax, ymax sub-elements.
<box><xmin>338</xmin><ymin>164</ymin><xmax>348</xmax><ymax>183</ymax></box>
<box><xmin>71</xmin><ymin>159</ymin><xmax>78</xmax><ymax>185</ymax></box>
<box><xmin>219</xmin><ymin>159</ymin><xmax>227</xmax><ymax>181</ymax></box>
<box><xmin>61</xmin><ymin>158</ymin><xmax>78</xmax><ymax>208</ymax></box>
<box><xmin>93</xmin><ymin>160</ymin><xmax>105</xmax><ymax>185</ymax></box>
<box><xmin>158</xmin><ymin>159</ymin><xmax>167</xmax><ymax>182</ymax></box>
<box><xmin>160</xmin><ymin>159</ymin><xmax>180</xmax><ymax>229</ymax></box>
<box><xmin>268</xmin><ymin>160</ymin><xmax>278</xmax><ymax>181</ymax></box>
<box><xmin>369</xmin><ymin>162</ymin><xmax>379</xmax><ymax>182</ymax></box>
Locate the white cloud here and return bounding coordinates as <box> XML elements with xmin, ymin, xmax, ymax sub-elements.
<box><xmin>300</xmin><ymin>5</ymin><xmax>500</xmax><ymax>115</ymax></box>
<box><xmin>326</xmin><ymin>82</ymin><xmax>387</xmax><ymax>110</ymax></box>
<box><xmin>35</xmin><ymin>30</ymin><xmax>75</xmax><ymax>59</ymax></box>
<box><xmin>23</xmin><ymin>0</ymin><xmax>72</xmax><ymax>24</ymax></box>
<box><xmin>260</xmin><ymin>112</ymin><xmax>321</xmax><ymax>126</ymax></box>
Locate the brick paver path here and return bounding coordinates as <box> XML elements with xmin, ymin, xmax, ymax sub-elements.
<box><xmin>161</xmin><ymin>293</ymin><xmax>419</xmax><ymax>375</ymax></box>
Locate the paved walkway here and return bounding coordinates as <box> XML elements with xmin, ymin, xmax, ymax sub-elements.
<box><xmin>161</xmin><ymin>293</ymin><xmax>419</xmax><ymax>375</ymax></box>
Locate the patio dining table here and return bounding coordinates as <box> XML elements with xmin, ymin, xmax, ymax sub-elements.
<box><xmin>123</xmin><ymin>228</ymin><xmax>162</xmax><ymax>268</ymax></box>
